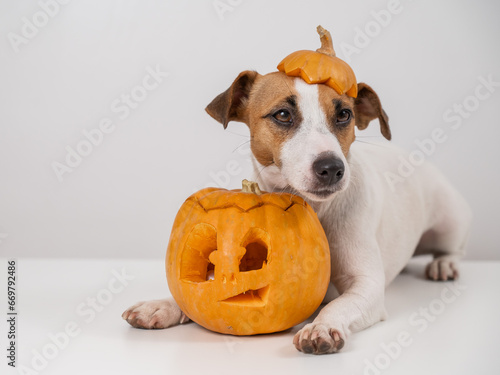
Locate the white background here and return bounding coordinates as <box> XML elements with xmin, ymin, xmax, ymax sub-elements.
<box><xmin>1</xmin><ymin>0</ymin><xmax>499</xmax><ymax>260</ymax></box>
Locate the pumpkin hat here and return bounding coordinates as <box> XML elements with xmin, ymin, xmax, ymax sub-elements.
<box><xmin>277</xmin><ymin>25</ymin><xmax>358</xmax><ymax>98</ymax></box>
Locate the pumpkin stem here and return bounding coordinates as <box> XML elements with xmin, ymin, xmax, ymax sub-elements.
<box><xmin>316</xmin><ymin>25</ymin><xmax>336</xmax><ymax>57</ymax></box>
<box><xmin>241</xmin><ymin>179</ymin><xmax>263</xmax><ymax>195</ymax></box>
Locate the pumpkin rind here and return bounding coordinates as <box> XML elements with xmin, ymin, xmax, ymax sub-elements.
<box><xmin>277</xmin><ymin>26</ymin><xmax>358</xmax><ymax>98</ymax></box>
<box><xmin>166</xmin><ymin>185</ymin><xmax>331</xmax><ymax>335</ymax></box>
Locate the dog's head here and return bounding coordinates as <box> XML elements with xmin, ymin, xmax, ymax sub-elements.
<box><xmin>206</xmin><ymin>71</ymin><xmax>390</xmax><ymax>202</ymax></box>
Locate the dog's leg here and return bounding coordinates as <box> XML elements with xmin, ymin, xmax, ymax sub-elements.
<box><xmin>122</xmin><ymin>298</ymin><xmax>190</xmax><ymax>329</ymax></box>
<box><xmin>294</xmin><ymin>248</ymin><xmax>387</xmax><ymax>355</ymax></box>
<box><xmin>294</xmin><ymin>276</ymin><xmax>386</xmax><ymax>354</ymax></box>
<box><xmin>423</xmin><ymin>226</ymin><xmax>470</xmax><ymax>281</ymax></box>
<box><xmin>418</xmin><ymin>187</ymin><xmax>472</xmax><ymax>281</ymax></box>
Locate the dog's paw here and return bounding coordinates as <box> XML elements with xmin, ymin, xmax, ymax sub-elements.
<box><xmin>426</xmin><ymin>257</ymin><xmax>459</xmax><ymax>281</ymax></box>
<box><xmin>121</xmin><ymin>299</ymin><xmax>189</xmax><ymax>329</ymax></box>
<box><xmin>293</xmin><ymin>323</ymin><xmax>345</xmax><ymax>355</ymax></box>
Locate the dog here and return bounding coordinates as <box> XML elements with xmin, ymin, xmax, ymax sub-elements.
<box><xmin>122</xmin><ymin>69</ymin><xmax>471</xmax><ymax>355</ymax></box>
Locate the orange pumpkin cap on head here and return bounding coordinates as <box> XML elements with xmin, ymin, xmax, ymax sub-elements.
<box><xmin>166</xmin><ymin>180</ymin><xmax>331</xmax><ymax>335</ymax></box>
<box><xmin>277</xmin><ymin>25</ymin><xmax>358</xmax><ymax>98</ymax></box>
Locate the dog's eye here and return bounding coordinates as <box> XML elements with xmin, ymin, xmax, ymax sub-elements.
<box><xmin>272</xmin><ymin>109</ymin><xmax>293</xmax><ymax>125</ymax></box>
<box><xmin>337</xmin><ymin>109</ymin><xmax>352</xmax><ymax>125</ymax></box>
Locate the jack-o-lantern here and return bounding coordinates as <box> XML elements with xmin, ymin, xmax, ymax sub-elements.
<box><xmin>166</xmin><ymin>180</ymin><xmax>330</xmax><ymax>335</ymax></box>
<box><xmin>277</xmin><ymin>25</ymin><xmax>358</xmax><ymax>98</ymax></box>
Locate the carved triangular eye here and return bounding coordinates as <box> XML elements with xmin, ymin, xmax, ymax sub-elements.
<box><xmin>180</xmin><ymin>223</ymin><xmax>217</xmax><ymax>283</ymax></box>
<box><xmin>239</xmin><ymin>228</ymin><xmax>270</xmax><ymax>272</ymax></box>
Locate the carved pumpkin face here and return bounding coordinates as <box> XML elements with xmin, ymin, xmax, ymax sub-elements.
<box><xmin>166</xmin><ymin>181</ymin><xmax>330</xmax><ymax>335</ymax></box>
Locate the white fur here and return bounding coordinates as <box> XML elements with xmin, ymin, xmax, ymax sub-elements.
<box><xmin>291</xmin><ymin>141</ymin><xmax>471</xmax><ymax>352</ymax></box>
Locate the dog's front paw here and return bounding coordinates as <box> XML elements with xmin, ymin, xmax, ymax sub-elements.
<box><xmin>122</xmin><ymin>299</ymin><xmax>189</xmax><ymax>329</ymax></box>
<box><xmin>293</xmin><ymin>323</ymin><xmax>345</xmax><ymax>355</ymax></box>
<box><xmin>426</xmin><ymin>257</ymin><xmax>459</xmax><ymax>281</ymax></box>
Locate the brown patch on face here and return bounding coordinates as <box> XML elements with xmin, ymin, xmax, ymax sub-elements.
<box><xmin>317</xmin><ymin>84</ymin><xmax>356</xmax><ymax>157</ymax></box>
<box><xmin>245</xmin><ymin>72</ymin><xmax>302</xmax><ymax>168</ymax></box>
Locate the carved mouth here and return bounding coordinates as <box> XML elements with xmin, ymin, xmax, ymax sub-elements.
<box><xmin>219</xmin><ymin>286</ymin><xmax>270</xmax><ymax>306</ymax></box>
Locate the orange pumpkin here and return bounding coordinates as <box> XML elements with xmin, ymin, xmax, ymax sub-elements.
<box><xmin>166</xmin><ymin>180</ymin><xmax>330</xmax><ymax>335</ymax></box>
<box><xmin>277</xmin><ymin>25</ymin><xmax>358</xmax><ymax>98</ymax></box>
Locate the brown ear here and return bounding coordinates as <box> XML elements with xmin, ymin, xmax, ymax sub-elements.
<box><xmin>205</xmin><ymin>70</ymin><xmax>259</xmax><ymax>129</ymax></box>
<box><xmin>354</xmin><ymin>83</ymin><xmax>391</xmax><ymax>140</ymax></box>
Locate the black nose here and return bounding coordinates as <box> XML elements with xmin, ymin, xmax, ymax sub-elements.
<box><xmin>312</xmin><ymin>156</ymin><xmax>345</xmax><ymax>186</ymax></box>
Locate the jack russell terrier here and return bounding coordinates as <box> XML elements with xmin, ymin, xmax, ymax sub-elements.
<box><xmin>123</xmin><ymin>67</ymin><xmax>471</xmax><ymax>355</ymax></box>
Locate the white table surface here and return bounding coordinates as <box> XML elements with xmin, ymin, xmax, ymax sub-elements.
<box><xmin>1</xmin><ymin>257</ymin><xmax>499</xmax><ymax>375</ymax></box>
